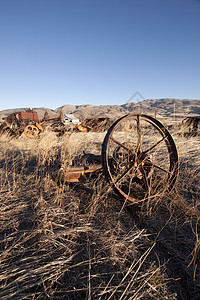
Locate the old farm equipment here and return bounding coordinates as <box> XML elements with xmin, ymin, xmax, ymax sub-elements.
<box><xmin>0</xmin><ymin>110</ymin><xmax>43</xmax><ymax>138</ymax></box>
<box><xmin>51</xmin><ymin>116</ymin><xmax>111</xmax><ymax>134</ymax></box>
<box><xmin>64</xmin><ymin>114</ymin><xmax>178</xmax><ymax>203</ymax></box>
<box><xmin>181</xmin><ymin>116</ymin><xmax>200</xmax><ymax>136</ymax></box>
<box><xmin>78</xmin><ymin>117</ymin><xmax>111</xmax><ymax>132</ymax></box>
<box><xmin>0</xmin><ymin>111</ymin><xmax>76</xmax><ymax>138</ymax></box>
<box><xmin>0</xmin><ymin>109</ymin><xmax>112</xmax><ymax>137</ymax></box>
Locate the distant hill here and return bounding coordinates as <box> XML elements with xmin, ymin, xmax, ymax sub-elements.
<box><xmin>0</xmin><ymin>99</ymin><xmax>199</xmax><ymax>122</ymax></box>
<box><xmin>55</xmin><ymin>104</ymin><xmax>128</xmax><ymax>120</ymax></box>
<box><xmin>55</xmin><ymin>98</ymin><xmax>200</xmax><ymax>120</ymax></box>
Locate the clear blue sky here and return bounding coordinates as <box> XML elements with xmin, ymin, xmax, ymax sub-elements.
<box><xmin>0</xmin><ymin>0</ymin><xmax>200</xmax><ymax>110</ymax></box>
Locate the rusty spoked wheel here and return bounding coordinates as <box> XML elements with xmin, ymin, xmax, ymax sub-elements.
<box><xmin>24</xmin><ymin>124</ymin><xmax>39</xmax><ymax>138</ymax></box>
<box><xmin>102</xmin><ymin>114</ymin><xmax>178</xmax><ymax>204</ymax></box>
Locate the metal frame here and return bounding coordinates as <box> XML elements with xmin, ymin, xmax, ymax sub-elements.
<box><xmin>65</xmin><ymin>114</ymin><xmax>178</xmax><ymax>203</ymax></box>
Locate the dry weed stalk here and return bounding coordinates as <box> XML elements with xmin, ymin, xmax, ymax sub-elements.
<box><xmin>0</xmin><ymin>131</ymin><xmax>199</xmax><ymax>299</ymax></box>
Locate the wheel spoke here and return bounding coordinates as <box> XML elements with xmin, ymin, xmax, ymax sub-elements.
<box><xmin>136</xmin><ymin>115</ymin><xmax>142</xmax><ymax>153</ymax></box>
<box><xmin>114</xmin><ymin>162</ymin><xmax>136</xmax><ymax>185</ymax></box>
<box><xmin>143</xmin><ymin>136</ymin><xmax>166</xmax><ymax>155</ymax></box>
<box><xmin>110</xmin><ymin>137</ymin><xmax>131</xmax><ymax>153</ymax></box>
<box><xmin>102</xmin><ymin>114</ymin><xmax>178</xmax><ymax>203</ymax></box>
<box><xmin>139</xmin><ymin>166</ymin><xmax>149</xmax><ymax>191</ymax></box>
<box><xmin>151</xmin><ymin>163</ymin><xmax>172</xmax><ymax>175</ymax></box>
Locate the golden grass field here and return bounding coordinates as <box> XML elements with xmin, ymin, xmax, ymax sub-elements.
<box><xmin>0</xmin><ymin>118</ymin><xmax>200</xmax><ymax>299</ymax></box>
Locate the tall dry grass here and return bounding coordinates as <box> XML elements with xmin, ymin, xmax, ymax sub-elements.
<box><xmin>0</xmin><ymin>128</ymin><xmax>199</xmax><ymax>299</ymax></box>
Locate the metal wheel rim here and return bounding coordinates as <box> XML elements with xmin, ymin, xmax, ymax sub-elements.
<box><xmin>24</xmin><ymin>125</ymin><xmax>39</xmax><ymax>138</ymax></box>
<box><xmin>102</xmin><ymin>114</ymin><xmax>178</xmax><ymax>203</ymax></box>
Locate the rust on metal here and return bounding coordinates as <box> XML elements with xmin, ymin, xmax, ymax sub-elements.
<box><xmin>102</xmin><ymin>114</ymin><xmax>178</xmax><ymax>203</ymax></box>
<box><xmin>0</xmin><ymin>109</ymin><xmax>41</xmax><ymax>137</ymax></box>
<box><xmin>76</xmin><ymin>125</ymin><xmax>88</xmax><ymax>132</ymax></box>
<box><xmin>16</xmin><ymin>111</ymin><xmax>39</xmax><ymax>122</ymax></box>
<box><xmin>79</xmin><ymin>117</ymin><xmax>111</xmax><ymax>132</ymax></box>
<box><xmin>23</xmin><ymin>124</ymin><xmax>40</xmax><ymax>138</ymax></box>
<box><xmin>181</xmin><ymin>116</ymin><xmax>200</xmax><ymax>136</ymax></box>
<box><xmin>65</xmin><ymin>164</ymin><xmax>102</xmax><ymax>182</ymax></box>
<box><xmin>63</xmin><ymin>114</ymin><xmax>178</xmax><ymax>204</ymax></box>
<box><xmin>0</xmin><ymin>111</ymin><xmax>179</xmax><ymax>204</ymax></box>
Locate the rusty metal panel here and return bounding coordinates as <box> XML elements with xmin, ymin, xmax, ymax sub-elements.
<box><xmin>18</xmin><ymin>112</ymin><xmax>39</xmax><ymax>122</ymax></box>
<box><xmin>65</xmin><ymin>164</ymin><xmax>102</xmax><ymax>182</ymax></box>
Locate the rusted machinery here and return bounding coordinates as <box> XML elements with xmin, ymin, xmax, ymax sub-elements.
<box><xmin>0</xmin><ymin>110</ymin><xmax>68</xmax><ymax>138</ymax></box>
<box><xmin>0</xmin><ymin>110</ymin><xmax>111</xmax><ymax>138</ymax></box>
<box><xmin>0</xmin><ymin>110</ymin><xmax>72</xmax><ymax>138</ymax></box>
<box><xmin>181</xmin><ymin>116</ymin><xmax>200</xmax><ymax>136</ymax></box>
<box><xmin>0</xmin><ymin>109</ymin><xmax>43</xmax><ymax>138</ymax></box>
<box><xmin>78</xmin><ymin>117</ymin><xmax>111</xmax><ymax>132</ymax></box>
<box><xmin>51</xmin><ymin>117</ymin><xmax>111</xmax><ymax>134</ymax></box>
<box><xmin>63</xmin><ymin>114</ymin><xmax>178</xmax><ymax>204</ymax></box>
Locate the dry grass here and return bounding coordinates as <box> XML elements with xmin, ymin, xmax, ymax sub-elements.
<box><xmin>0</xmin><ymin>128</ymin><xmax>199</xmax><ymax>299</ymax></box>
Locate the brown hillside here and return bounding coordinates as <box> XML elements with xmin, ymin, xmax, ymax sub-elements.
<box><xmin>0</xmin><ymin>99</ymin><xmax>199</xmax><ymax>121</ymax></box>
